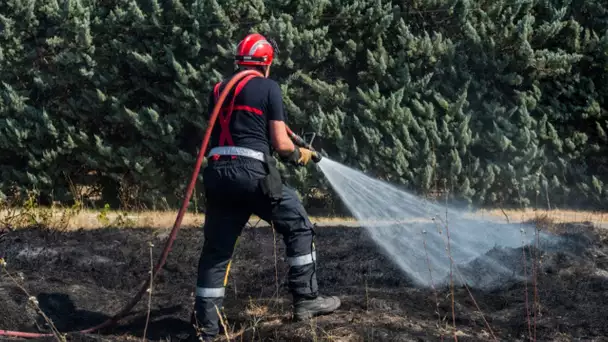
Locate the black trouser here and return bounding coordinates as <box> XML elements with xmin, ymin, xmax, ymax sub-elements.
<box><xmin>193</xmin><ymin>157</ymin><xmax>318</xmax><ymax>337</ymax></box>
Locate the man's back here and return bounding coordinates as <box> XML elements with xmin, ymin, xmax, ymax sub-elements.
<box><xmin>207</xmin><ymin>76</ymin><xmax>286</xmax><ymax>156</ymax></box>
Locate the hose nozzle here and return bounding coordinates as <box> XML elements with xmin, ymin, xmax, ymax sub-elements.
<box><xmin>311</xmin><ymin>151</ymin><xmax>322</xmax><ymax>163</ymax></box>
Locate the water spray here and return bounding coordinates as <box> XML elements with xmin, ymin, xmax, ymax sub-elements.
<box><xmin>315</xmin><ymin>157</ymin><xmax>561</xmax><ymax>290</ymax></box>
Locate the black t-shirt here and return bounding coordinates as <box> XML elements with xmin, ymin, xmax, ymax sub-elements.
<box><xmin>206</xmin><ymin>76</ymin><xmax>286</xmax><ymax>156</ymax></box>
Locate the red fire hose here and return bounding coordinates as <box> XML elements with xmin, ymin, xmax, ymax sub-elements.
<box><xmin>0</xmin><ymin>68</ymin><xmax>315</xmax><ymax>339</ymax></box>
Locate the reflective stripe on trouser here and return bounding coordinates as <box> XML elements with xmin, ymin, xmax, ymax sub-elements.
<box><xmin>196</xmin><ymin>286</ymin><xmax>225</xmax><ymax>298</ymax></box>
<box><xmin>287</xmin><ymin>250</ymin><xmax>316</xmax><ymax>267</ymax></box>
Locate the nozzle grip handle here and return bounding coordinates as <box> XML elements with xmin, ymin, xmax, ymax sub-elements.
<box><xmin>290</xmin><ymin>133</ymin><xmax>309</xmax><ymax>148</ymax></box>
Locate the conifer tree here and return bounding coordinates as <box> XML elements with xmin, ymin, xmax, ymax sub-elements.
<box><xmin>1</xmin><ymin>0</ymin><xmax>607</xmax><ymax>211</ymax></box>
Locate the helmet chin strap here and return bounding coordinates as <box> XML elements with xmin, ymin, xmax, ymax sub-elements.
<box><xmin>266</xmin><ymin>37</ymin><xmax>280</xmax><ymax>54</ymax></box>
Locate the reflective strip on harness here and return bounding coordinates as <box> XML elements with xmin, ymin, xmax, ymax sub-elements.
<box><xmin>208</xmin><ymin>146</ymin><xmax>265</xmax><ymax>162</ymax></box>
<box><xmin>196</xmin><ymin>287</ymin><xmax>225</xmax><ymax>298</ymax></box>
<box><xmin>287</xmin><ymin>251</ymin><xmax>317</xmax><ymax>267</ymax></box>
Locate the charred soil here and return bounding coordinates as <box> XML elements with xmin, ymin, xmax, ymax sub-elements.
<box><xmin>1</xmin><ymin>220</ymin><xmax>608</xmax><ymax>341</ymax></box>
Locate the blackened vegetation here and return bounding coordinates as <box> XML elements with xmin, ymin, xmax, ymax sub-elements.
<box><xmin>1</xmin><ymin>222</ymin><xmax>608</xmax><ymax>341</ymax></box>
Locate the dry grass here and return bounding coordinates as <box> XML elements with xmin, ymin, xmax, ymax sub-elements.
<box><xmin>478</xmin><ymin>208</ymin><xmax>608</xmax><ymax>225</ymax></box>
<box><xmin>1</xmin><ymin>207</ymin><xmax>607</xmax><ymax>231</ymax></box>
<box><xmin>0</xmin><ymin>208</ymin><xmax>356</xmax><ymax>231</ymax></box>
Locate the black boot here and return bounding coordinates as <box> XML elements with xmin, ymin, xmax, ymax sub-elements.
<box><xmin>180</xmin><ymin>322</ymin><xmax>213</xmax><ymax>342</ymax></box>
<box><xmin>184</xmin><ymin>333</ymin><xmax>213</xmax><ymax>342</ymax></box>
<box><xmin>188</xmin><ymin>298</ymin><xmax>224</xmax><ymax>341</ymax></box>
<box><xmin>293</xmin><ymin>295</ymin><xmax>341</xmax><ymax>321</ymax></box>
<box><xmin>184</xmin><ymin>315</ymin><xmax>212</xmax><ymax>342</ymax></box>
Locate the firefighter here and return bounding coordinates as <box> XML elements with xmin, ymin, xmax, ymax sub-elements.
<box><xmin>190</xmin><ymin>33</ymin><xmax>341</xmax><ymax>341</ymax></box>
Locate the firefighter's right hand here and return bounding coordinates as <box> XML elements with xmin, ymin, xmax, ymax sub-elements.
<box><xmin>296</xmin><ymin>147</ymin><xmax>314</xmax><ymax>165</ymax></box>
<box><xmin>283</xmin><ymin>147</ymin><xmax>313</xmax><ymax>166</ymax></box>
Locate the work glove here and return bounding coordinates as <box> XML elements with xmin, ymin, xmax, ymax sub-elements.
<box><xmin>283</xmin><ymin>147</ymin><xmax>313</xmax><ymax>166</ymax></box>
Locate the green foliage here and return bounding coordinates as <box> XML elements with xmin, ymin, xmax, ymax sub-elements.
<box><xmin>1</xmin><ymin>0</ymin><xmax>607</xmax><ymax>213</ymax></box>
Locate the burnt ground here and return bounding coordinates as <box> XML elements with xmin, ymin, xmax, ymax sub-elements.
<box><xmin>1</xmin><ymin>221</ymin><xmax>608</xmax><ymax>342</ymax></box>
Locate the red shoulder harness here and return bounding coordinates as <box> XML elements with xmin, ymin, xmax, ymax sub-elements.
<box><xmin>211</xmin><ymin>74</ymin><xmax>261</xmax><ymax>160</ymax></box>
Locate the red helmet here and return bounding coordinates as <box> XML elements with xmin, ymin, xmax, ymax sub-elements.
<box><xmin>235</xmin><ymin>33</ymin><xmax>274</xmax><ymax>66</ymax></box>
